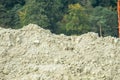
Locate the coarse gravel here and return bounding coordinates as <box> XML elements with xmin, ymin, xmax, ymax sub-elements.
<box><xmin>0</xmin><ymin>24</ymin><xmax>120</xmax><ymax>80</ymax></box>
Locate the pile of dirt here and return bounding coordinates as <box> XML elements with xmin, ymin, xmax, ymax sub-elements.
<box><xmin>0</xmin><ymin>24</ymin><xmax>120</xmax><ymax>80</ymax></box>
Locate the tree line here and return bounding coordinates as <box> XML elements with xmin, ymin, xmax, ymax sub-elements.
<box><xmin>0</xmin><ymin>0</ymin><xmax>118</xmax><ymax>37</ymax></box>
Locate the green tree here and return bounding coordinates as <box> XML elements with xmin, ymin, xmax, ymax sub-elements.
<box><xmin>18</xmin><ymin>0</ymin><xmax>49</xmax><ymax>28</ymax></box>
<box><xmin>0</xmin><ymin>0</ymin><xmax>25</xmax><ymax>28</ymax></box>
<box><xmin>40</xmin><ymin>0</ymin><xmax>64</xmax><ymax>31</ymax></box>
<box><xmin>91</xmin><ymin>0</ymin><xmax>117</xmax><ymax>10</ymax></box>
<box><xmin>57</xmin><ymin>3</ymin><xmax>91</xmax><ymax>35</ymax></box>
<box><xmin>0</xmin><ymin>0</ymin><xmax>25</xmax><ymax>9</ymax></box>
<box><xmin>90</xmin><ymin>6</ymin><xmax>118</xmax><ymax>37</ymax></box>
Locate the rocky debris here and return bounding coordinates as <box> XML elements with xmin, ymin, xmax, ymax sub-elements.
<box><xmin>0</xmin><ymin>24</ymin><xmax>120</xmax><ymax>80</ymax></box>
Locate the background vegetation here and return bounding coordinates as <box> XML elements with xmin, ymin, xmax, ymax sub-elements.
<box><xmin>0</xmin><ymin>0</ymin><xmax>118</xmax><ymax>37</ymax></box>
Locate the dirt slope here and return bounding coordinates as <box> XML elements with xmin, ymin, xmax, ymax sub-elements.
<box><xmin>0</xmin><ymin>24</ymin><xmax>120</xmax><ymax>80</ymax></box>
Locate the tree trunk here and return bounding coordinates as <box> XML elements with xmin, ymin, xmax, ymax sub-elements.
<box><xmin>99</xmin><ymin>24</ymin><xmax>102</xmax><ymax>37</ymax></box>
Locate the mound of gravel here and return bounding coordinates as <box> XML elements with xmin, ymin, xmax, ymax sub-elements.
<box><xmin>0</xmin><ymin>24</ymin><xmax>120</xmax><ymax>80</ymax></box>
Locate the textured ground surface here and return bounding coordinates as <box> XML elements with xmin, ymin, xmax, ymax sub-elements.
<box><xmin>0</xmin><ymin>24</ymin><xmax>120</xmax><ymax>80</ymax></box>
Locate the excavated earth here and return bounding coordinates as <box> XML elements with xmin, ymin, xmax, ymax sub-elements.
<box><xmin>0</xmin><ymin>24</ymin><xmax>120</xmax><ymax>80</ymax></box>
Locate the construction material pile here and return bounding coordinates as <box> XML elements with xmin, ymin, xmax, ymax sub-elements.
<box><xmin>0</xmin><ymin>24</ymin><xmax>120</xmax><ymax>80</ymax></box>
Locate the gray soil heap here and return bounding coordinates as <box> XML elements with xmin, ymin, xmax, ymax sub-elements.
<box><xmin>0</xmin><ymin>24</ymin><xmax>120</xmax><ymax>80</ymax></box>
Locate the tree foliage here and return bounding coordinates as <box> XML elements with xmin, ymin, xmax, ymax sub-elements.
<box><xmin>90</xmin><ymin>6</ymin><xmax>117</xmax><ymax>36</ymax></box>
<box><xmin>0</xmin><ymin>0</ymin><xmax>118</xmax><ymax>37</ymax></box>
<box><xmin>0</xmin><ymin>0</ymin><xmax>25</xmax><ymax>28</ymax></box>
<box><xmin>17</xmin><ymin>0</ymin><xmax>49</xmax><ymax>28</ymax></box>
<box><xmin>57</xmin><ymin>3</ymin><xmax>91</xmax><ymax>35</ymax></box>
